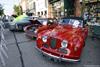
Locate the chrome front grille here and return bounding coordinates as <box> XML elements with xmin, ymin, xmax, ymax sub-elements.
<box><xmin>50</xmin><ymin>38</ymin><xmax>56</xmax><ymax>49</ymax></box>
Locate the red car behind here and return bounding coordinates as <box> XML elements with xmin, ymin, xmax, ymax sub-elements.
<box><xmin>24</xmin><ymin>18</ymin><xmax>57</xmax><ymax>38</ymax></box>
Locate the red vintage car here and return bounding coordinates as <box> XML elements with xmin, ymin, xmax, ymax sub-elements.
<box><xmin>24</xmin><ymin>18</ymin><xmax>57</xmax><ymax>39</ymax></box>
<box><xmin>36</xmin><ymin>17</ymin><xmax>88</xmax><ymax>62</ymax></box>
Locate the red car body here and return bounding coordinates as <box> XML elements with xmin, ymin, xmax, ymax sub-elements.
<box><xmin>36</xmin><ymin>17</ymin><xmax>88</xmax><ymax>62</ymax></box>
<box><xmin>24</xmin><ymin>23</ymin><xmax>42</xmax><ymax>38</ymax></box>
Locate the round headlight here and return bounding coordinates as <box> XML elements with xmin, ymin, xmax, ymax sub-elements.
<box><xmin>42</xmin><ymin>36</ymin><xmax>48</xmax><ymax>42</ymax></box>
<box><xmin>61</xmin><ymin>40</ymin><xmax>68</xmax><ymax>48</ymax></box>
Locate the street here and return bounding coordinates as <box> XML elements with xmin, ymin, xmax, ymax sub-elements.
<box><xmin>4</xmin><ymin>29</ymin><xmax>100</xmax><ymax>67</ymax></box>
<box><xmin>0</xmin><ymin>0</ymin><xmax>100</xmax><ymax>67</ymax></box>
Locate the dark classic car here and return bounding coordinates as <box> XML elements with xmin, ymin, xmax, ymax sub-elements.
<box><xmin>36</xmin><ymin>17</ymin><xmax>88</xmax><ymax>62</ymax></box>
<box><xmin>9</xmin><ymin>15</ymin><xmax>33</xmax><ymax>31</ymax></box>
<box><xmin>24</xmin><ymin>18</ymin><xmax>57</xmax><ymax>38</ymax></box>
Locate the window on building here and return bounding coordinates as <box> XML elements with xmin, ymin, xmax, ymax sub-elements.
<box><xmin>38</xmin><ymin>12</ymin><xmax>40</xmax><ymax>15</ymax></box>
<box><xmin>44</xmin><ymin>11</ymin><xmax>47</xmax><ymax>15</ymax></box>
<box><xmin>41</xmin><ymin>11</ymin><xmax>43</xmax><ymax>15</ymax></box>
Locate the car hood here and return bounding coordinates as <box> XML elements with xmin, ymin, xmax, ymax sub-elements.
<box><xmin>39</xmin><ymin>25</ymin><xmax>81</xmax><ymax>41</ymax></box>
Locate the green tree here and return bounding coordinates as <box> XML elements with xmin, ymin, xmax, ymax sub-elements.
<box><xmin>0</xmin><ymin>9</ymin><xmax>4</xmax><ymax>16</ymax></box>
<box><xmin>0</xmin><ymin>4</ymin><xmax>4</xmax><ymax>16</ymax></box>
<box><xmin>13</xmin><ymin>5</ymin><xmax>23</xmax><ymax>16</ymax></box>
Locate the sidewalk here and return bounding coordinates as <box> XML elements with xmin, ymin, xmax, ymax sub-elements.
<box><xmin>5</xmin><ymin>30</ymin><xmax>21</xmax><ymax>67</ymax></box>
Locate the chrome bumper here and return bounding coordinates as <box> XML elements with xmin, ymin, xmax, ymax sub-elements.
<box><xmin>35</xmin><ymin>46</ymin><xmax>80</xmax><ymax>62</ymax></box>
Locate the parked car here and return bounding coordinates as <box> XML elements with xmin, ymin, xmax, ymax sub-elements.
<box><xmin>9</xmin><ymin>15</ymin><xmax>33</xmax><ymax>31</ymax></box>
<box><xmin>92</xmin><ymin>25</ymin><xmax>100</xmax><ymax>39</ymax></box>
<box><xmin>24</xmin><ymin>18</ymin><xmax>57</xmax><ymax>38</ymax></box>
<box><xmin>36</xmin><ymin>17</ymin><xmax>88</xmax><ymax>62</ymax></box>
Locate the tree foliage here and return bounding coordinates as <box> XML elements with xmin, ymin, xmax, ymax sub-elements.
<box><xmin>0</xmin><ymin>9</ymin><xmax>4</xmax><ymax>16</ymax></box>
<box><xmin>13</xmin><ymin>5</ymin><xmax>23</xmax><ymax>16</ymax></box>
<box><xmin>0</xmin><ymin>4</ymin><xmax>4</xmax><ymax>16</ymax></box>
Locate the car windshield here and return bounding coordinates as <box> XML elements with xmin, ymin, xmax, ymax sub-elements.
<box><xmin>59</xmin><ymin>18</ymin><xmax>83</xmax><ymax>28</ymax></box>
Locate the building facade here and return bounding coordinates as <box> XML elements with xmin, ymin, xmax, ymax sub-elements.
<box><xmin>27</xmin><ymin>0</ymin><xmax>36</xmax><ymax>15</ymax></box>
<box><xmin>83</xmin><ymin>0</ymin><xmax>100</xmax><ymax>22</ymax></box>
<box><xmin>20</xmin><ymin>0</ymin><xmax>49</xmax><ymax>17</ymax></box>
<box><xmin>35</xmin><ymin>0</ymin><xmax>48</xmax><ymax>18</ymax></box>
<box><xmin>48</xmin><ymin>0</ymin><xmax>64</xmax><ymax>18</ymax></box>
<box><xmin>48</xmin><ymin>0</ymin><xmax>84</xmax><ymax>18</ymax></box>
<box><xmin>48</xmin><ymin>0</ymin><xmax>76</xmax><ymax>18</ymax></box>
<box><xmin>20</xmin><ymin>0</ymin><xmax>28</xmax><ymax>13</ymax></box>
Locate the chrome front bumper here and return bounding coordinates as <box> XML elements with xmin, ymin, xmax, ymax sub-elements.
<box><xmin>35</xmin><ymin>46</ymin><xmax>80</xmax><ymax>62</ymax></box>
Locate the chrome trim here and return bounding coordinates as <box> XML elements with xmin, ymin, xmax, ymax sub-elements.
<box><xmin>35</xmin><ymin>46</ymin><xmax>80</xmax><ymax>62</ymax></box>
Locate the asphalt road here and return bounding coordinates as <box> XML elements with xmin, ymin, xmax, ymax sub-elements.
<box><xmin>4</xmin><ymin>29</ymin><xmax>100</xmax><ymax>67</ymax></box>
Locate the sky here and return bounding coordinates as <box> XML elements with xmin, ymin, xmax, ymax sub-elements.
<box><xmin>0</xmin><ymin>0</ymin><xmax>20</xmax><ymax>15</ymax></box>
